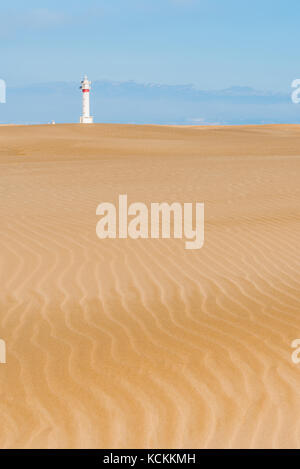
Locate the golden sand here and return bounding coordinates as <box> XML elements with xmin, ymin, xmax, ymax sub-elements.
<box><xmin>0</xmin><ymin>123</ymin><xmax>300</xmax><ymax>448</ymax></box>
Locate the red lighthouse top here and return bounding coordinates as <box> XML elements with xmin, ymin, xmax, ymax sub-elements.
<box><xmin>80</xmin><ymin>75</ymin><xmax>91</xmax><ymax>92</ymax></box>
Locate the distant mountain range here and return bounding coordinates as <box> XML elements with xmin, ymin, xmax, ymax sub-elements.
<box><xmin>0</xmin><ymin>80</ymin><xmax>298</xmax><ymax>125</ymax></box>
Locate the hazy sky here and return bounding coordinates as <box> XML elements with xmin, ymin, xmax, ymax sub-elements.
<box><xmin>1</xmin><ymin>0</ymin><xmax>299</xmax><ymax>91</ymax></box>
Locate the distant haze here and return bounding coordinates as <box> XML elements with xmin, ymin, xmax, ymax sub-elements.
<box><xmin>0</xmin><ymin>80</ymin><xmax>299</xmax><ymax>126</ymax></box>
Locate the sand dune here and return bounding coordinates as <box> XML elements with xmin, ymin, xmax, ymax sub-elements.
<box><xmin>0</xmin><ymin>124</ymin><xmax>300</xmax><ymax>448</ymax></box>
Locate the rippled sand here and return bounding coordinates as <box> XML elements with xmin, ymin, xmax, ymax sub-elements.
<box><xmin>0</xmin><ymin>124</ymin><xmax>300</xmax><ymax>448</ymax></box>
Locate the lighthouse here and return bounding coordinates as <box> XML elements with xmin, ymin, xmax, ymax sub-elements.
<box><xmin>80</xmin><ymin>75</ymin><xmax>93</xmax><ymax>124</ymax></box>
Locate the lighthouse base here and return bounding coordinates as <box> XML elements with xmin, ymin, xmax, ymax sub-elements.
<box><xmin>80</xmin><ymin>116</ymin><xmax>94</xmax><ymax>124</ymax></box>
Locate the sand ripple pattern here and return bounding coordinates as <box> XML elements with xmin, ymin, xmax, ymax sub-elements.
<box><xmin>0</xmin><ymin>124</ymin><xmax>300</xmax><ymax>448</ymax></box>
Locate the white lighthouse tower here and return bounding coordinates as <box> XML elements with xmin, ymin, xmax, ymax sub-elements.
<box><xmin>80</xmin><ymin>75</ymin><xmax>93</xmax><ymax>124</ymax></box>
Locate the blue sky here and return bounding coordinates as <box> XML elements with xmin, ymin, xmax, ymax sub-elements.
<box><xmin>1</xmin><ymin>0</ymin><xmax>300</xmax><ymax>124</ymax></box>
<box><xmin>1</xmin><ymin>0</ymin><xmax>299</xmax><ymax>89</ymax></box>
